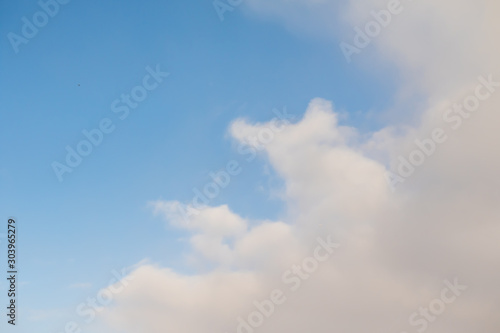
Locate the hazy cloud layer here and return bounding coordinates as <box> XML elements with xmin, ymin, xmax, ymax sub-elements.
<box><xmin>97</xmin><ymin>1</ymin><xmax>500</xmax><ymax>332</ymax></box>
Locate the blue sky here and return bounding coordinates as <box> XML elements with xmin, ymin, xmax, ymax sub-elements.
<box><xmin>0</xmin><ymin>0</ymin><xmax>403</xmax><ymax>331</ymax></box>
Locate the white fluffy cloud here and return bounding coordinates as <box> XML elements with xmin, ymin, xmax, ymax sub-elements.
<box><xmin>96</xmin><ymin>1</ymin><xmax>500</xmax><ymax>332</ymax></box>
